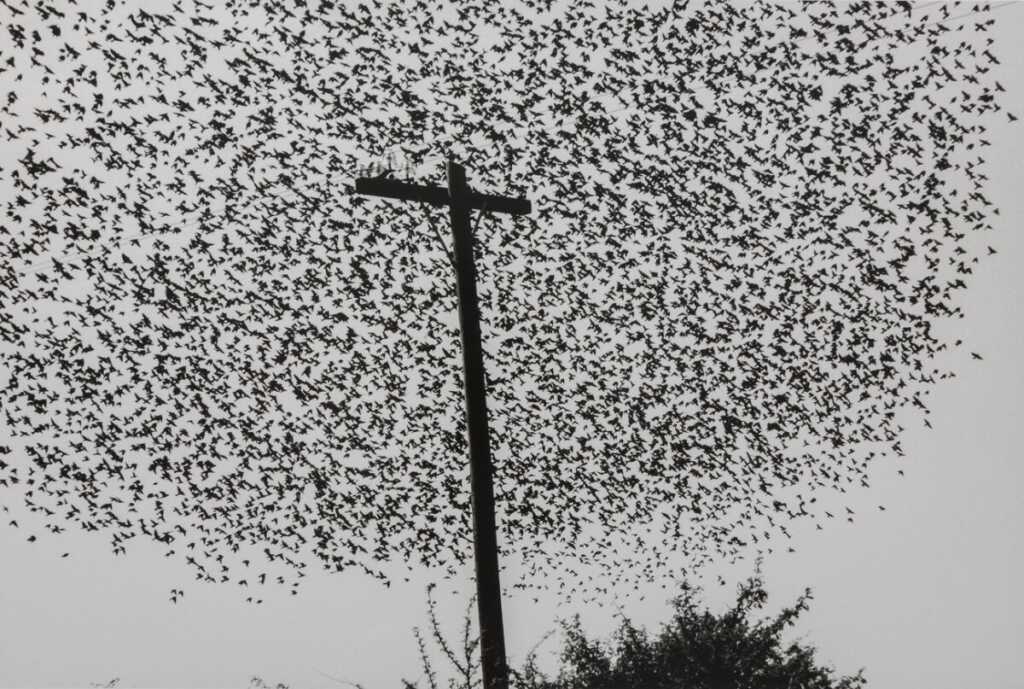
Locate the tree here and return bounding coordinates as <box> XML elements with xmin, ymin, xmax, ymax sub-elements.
<box><xmin>402</xmin><ymin>569</ymin><xmax>864</xmax><ymax>689</ymax></box>
<box><xmin>0</xmin><ymin>0</ymin><xmax>1011</xmax><ymax>602</ymax></box>
<box><xmin>527</xmin><ymin>578</ymin><xmax>866</xmax><ymax>689</ymax></box>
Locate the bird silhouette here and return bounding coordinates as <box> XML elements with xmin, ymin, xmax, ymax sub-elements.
<box><xmin>0</xmin><ymin>0</ymin><xmax>1009</xmax><ymax>607</ymax></box>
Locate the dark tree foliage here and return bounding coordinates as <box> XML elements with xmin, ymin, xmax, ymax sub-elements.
<box><xmin>509</xmin><ymin>572</ymin><xmax>866</xmax><ymax>689</ymax></box>
<box><xmin>403</xmin><ymin>571</ymin><xmax>864</xmax><ymax>689</ymax></box>
<box><xmin>0</xmin><ymin>0</ymin><xmax>1012</xmax><ymax>602</ymax></box>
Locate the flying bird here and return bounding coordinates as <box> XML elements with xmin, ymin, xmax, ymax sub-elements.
<box><xmin>0</xmin><ymin>0</ymin><xmax>1008</xmax><ymax>606</ymax></box>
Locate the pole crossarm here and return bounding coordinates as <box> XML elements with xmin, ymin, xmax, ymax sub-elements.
<box><xmin>354</xmin><ymin>177</ymin><xmax>532</xmax><ymax>216</ymax></box>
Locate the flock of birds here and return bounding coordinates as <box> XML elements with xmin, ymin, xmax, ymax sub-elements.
<box><xmin>0</xmin><ymin>0</ymin><xmax>1012</xmax><ymax>605</ymax></box>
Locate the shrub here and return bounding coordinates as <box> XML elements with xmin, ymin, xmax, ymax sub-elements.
<box><xmin>405</xmin><ymin>569</ymin><xmax>866</xmax><ymax>689</ymax></box>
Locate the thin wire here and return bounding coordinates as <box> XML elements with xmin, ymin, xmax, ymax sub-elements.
<box><xmin>472</xmin><ymin>198</ymin><xmax>489</xmax><ymax>238</ymax></box>
<box><xmin>428</xmin><ymin>211</ymin><xmax>457</xmax><ymax>272</ymax></box>
<box><xmin>426</xmin><ymin>188</ymin><xmax>489</xmax><ymax>276</ymax></box>
<box><xmin>312</xmin><ymin>668</ymin><xmax>366</xmax><ymax>689</ymax></box>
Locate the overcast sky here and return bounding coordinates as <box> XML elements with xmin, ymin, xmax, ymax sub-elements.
<box><xmin>2</xmin><ymin>2</ymin><xmax>1023</xmax><ymax>689</ymax></box>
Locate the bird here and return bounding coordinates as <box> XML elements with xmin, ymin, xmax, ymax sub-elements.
<box><xmin>0</xmin><ymin>0</ymin><xmax>1008</xmax><ymax>607</ymax></box>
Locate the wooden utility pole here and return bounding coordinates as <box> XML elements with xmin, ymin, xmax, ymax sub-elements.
<box><xmin>354</xmin><ymin>157</ymin><xmax>530</xmax><ymax>689</ymax></box>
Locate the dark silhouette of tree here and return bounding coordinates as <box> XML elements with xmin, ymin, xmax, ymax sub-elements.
<box><xmin>0</xmin><ymin>0</ymin><xmax>1012</xmax><ymax>602</ymax></box>
<box><xmin>400</xmin><ymin>570</ymin><xmax>864</xmax><ymax>689</ymax></box>
<box><xmin>521</xmin><ymin>580</ymin><xmax>865</xmax><ymax>689</ymax></box>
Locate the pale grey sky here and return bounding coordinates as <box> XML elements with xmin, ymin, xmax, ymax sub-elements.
<box><xmin>1</xmin><ymin>2</ymin><xmax>1023</xmax><ymax>689</ymax></box>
